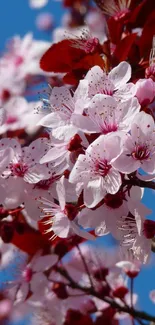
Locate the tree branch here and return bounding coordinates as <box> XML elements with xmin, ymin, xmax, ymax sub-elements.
<box><xmin>124</xmin><ymin>178</ymin><xmax>155</xmax><ymax>190</ymax></box>
<box><xmin>55</xmin><ymin>266</ymin><xmax>155</xmax><ymax>323</ymax></box>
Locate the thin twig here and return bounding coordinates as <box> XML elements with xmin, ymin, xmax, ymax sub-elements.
<box><xmin>124</xmin><ymin>178</ymin><xmax>155</xmax><ymax>191</ymax></box>
<box><xmin>55</xmin><ymin>266</ymin><xmax>155</xmax><ymax>323</ymax></box>
<box><xmin>76</xmin><ymin>244</ymin><xmax>95</xmax><ymax>290</ymax></box>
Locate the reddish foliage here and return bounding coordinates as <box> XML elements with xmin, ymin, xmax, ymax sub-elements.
<box><xmin>129</xmin><ymin>0</ymin><xmax>155</xmax><ymax>28</ymax></box>
<box><xmin>11</xmin><ymin>221</ymin><xmax>50</xmax><ymax>255</ymax></box>
<box><xmin>138</xmin><ymin>11</ymin><xmax>155</xmax><ymax>60</ymax></box>
<box><xmin>108</xmin><ymin>17</ymin><xmax>123</xmax><ymax>44</ymax></box>
<box><xmin>40</xmin><ymin>39</ymin><xmax>104</xmax><ymax>85</ymax></box>
<box><xmin>113</xmin><ymin>33</ymin><xmax>137</xmax><ymax>65</ymax></box>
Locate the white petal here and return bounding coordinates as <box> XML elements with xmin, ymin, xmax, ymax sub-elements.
<box><xmin>56</xmin><ymin>176</ymin><xmax>66</xmax><ymax>210</ymax></box>
<box><xmin>24</xmin><ymin>164</ymin><xmax>50</xmax><ymax>183</ymax></box>
<box><xmin>136</xmin><ymin>173</ymin><xmax>155</xmax><ymax>181</ymax></box>
<box><xmin>52</xmin><ymin>213</ymin><xmax>70</xmax><ymax>238</ymax></box>
<box><xmin>38</xmin><ymin>112</ymin><xmax>67</xmax><ymax>128</ymax></box>
<box><xmin>84</xmin><ymin>178</ymin><xmax>105</xmax><ymax>208</ymax></box>
<box><xmin>0</xmin><ymin>147</ymin><xmax>14</xmax><ymax>172</ymax></box>
<box><xmin>71</xmin><ymin>222</ymin><xmax>96</xmax><ymax>241</ymax></box>
<box><xmin>30</xmin><ymin>273</ymin><xmax>48</xmax><ymax>293</ymax></box>
<box><xmin>16</xmin><ymin>283</ymin><xmax>29</xmax><ymax>303</ymax></box>
<box><xmin>32</xmin><ymin>254</ymin><xmax>58</xmax><ymax>272</ymax></box>
<box><xmin>40</xmin><ymin>147</ymin><xmax>65</xmax><ymax>164</ymax></box>
<box><xmin>109</xmin><ymin>61</ymin><xmax>131</xmax><ymax>89</ymax></box>
<box><xmin>69</xmin><ymin>154</ymin><xmax>91</xmax><ymax>184</ymax></box>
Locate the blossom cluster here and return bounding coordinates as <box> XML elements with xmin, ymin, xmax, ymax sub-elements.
<box><xmin>0</xmin><ymin>0</ymin><xmax>155</xmax><ymax>324</ymax></box>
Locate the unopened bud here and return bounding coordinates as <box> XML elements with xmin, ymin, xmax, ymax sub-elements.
<box><xmin>135</xmin><ymin>78</ymin><xmax>155</xmax><ymax>106</ymax></box>
<box><xmin>0</xmin><ymin>222</ymin><xmax>14</xmax><ymax>243</ymax></box>
<box><xmin>113</xmin><ymin>286</ymin><xmax>128</xmax><ymax>299</ymax></box>
<box><xmin>53</xmin><ymin>283</ymin><xmax>68</xmax><ymax>299</ymax></box>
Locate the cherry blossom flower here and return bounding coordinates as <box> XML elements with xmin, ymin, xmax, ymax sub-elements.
<box><xmin>0</xmin><ymin>63</ymin><xmax>25</xmax><ymax>106</ymax></box>
<box><xmin>77</xmin><ymin>186</ymin><xmax>148</xmax><ymax>241</ymax></box>
<box><xmin>8</xmin><ymin>251</ymin><xmax>58</xmax><ymax>304</ymax></box>
<box><xmin>38</xmin><ymin>176</ymin><xmax>95</xmax><ymax>240</ymax></box>
<box><xmin>113</xmin><ymin>111</ymin><xmax>155</xmax><ymax>174</ymax></box>
<box><xmin>69</xmin><ymin>133</ymin><xmax>122</xmax><ymax>208</ymax></box>
<box><xmin>84</xmin><ymin>62</ymin><xmax>136</xmax><ymax>102</ymax></box>
<box><xmin>40</xmin><ymin>126</ymin><xmax>88</xmax><ymax>170</ymax></box>
<box><xmin>1</xmin><ymin>34</ymin><xmax>51</xmax><ymax>78</ymax></box>
<box><xmin>1</xmin><ymin>138</ymin><xmax>50</xmax><ymax>184</ymax></box>
<box><xmin>0</xmin><ymin>97</ymin><xmax>43</xmax><ymax>134</ymax></box>
<box><xmin>73</xmin><ymin>94</ymin><xmax>140</xmax><ymax>134</ymax></box>
<box><xmin>38</xmin><ymin>81</ymin><xmax>89</xmax><ymax>133</ymax></box>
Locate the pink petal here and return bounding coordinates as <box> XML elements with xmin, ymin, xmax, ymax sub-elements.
<box><xmin>84</xmin><ymin>178</ymin><xmax>105</xmax><ymax>208</ymax></box>
<box><xmin>52</xmin><ymin>213</ymin><xmax>70</xmax><ymax>238</ymax></box>
<box><xmin>71</xmin><ymin>222</ymin><xmax>96</xmax><ymax>241</ymax></box>
<box><xmin>38</xmin><ymin>112</ymin><xmax>67</xmax><ymax>128</ymax></box>
<box><xmin>32</xmin><ymin>254</ymin><xmax>58</xmax><ymax>272</ymax></box>
<box><xmin>30</xmin><ymin>272</ymin><xmax>48</xmax><ymax>293</ymax></box>
<box><xmin>16</xmin><ymin>283</ymin><xmax>29</xmax><ymax>303</ymax></box>
<box><xmin>0</xmin><ymin>147</ymin><xmax>14</xmax><ymax>172</ymax></box>
<box><xmin>56</xmin><ymin>176</ymin><xmax>66</xmax><ymax>210</ymax></box>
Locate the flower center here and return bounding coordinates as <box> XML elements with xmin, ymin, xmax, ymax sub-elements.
<box><xmin>6</xmin><ymin>116</ymin><xmax>18</xmax><ymax>124</ymax></box>
<box><xmin>22</xmin><ymin>267</ymin><xmax>33</xmax><ymax>282</ymax></box>
<box><xmin>95</xmin><ymin>159</ymin><xmax>111</xmax><ymax>177</ymax></box>
<box><xmin>131</xmin><ymin>145</ymin><xmax>150</xmax><ymax>161</ymax></box>
<box><xmin>14</xmin><ymin>55</ymin><xmax>24</xmax><ymax>66</ymax></box>
<box><xmin>10</xmin><ymin>162</ymin><xmax>28</xmax><ymax>177</ymax></box>
<box><xmin>101</xmin><ymin>120</ymin><xmax>118</xmax><ymax>134</ymax></box>
<box><xmin>84</xmin><ymin>37</ymin><xmax>99</xmax><ymax>54</ymax></box>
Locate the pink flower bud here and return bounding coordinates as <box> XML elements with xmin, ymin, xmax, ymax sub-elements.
<box><xmin>136</xmin><ymin>78</ymin><xmax>155</xmax><ymax>106</ymax></box>
<box><xmin>145</xmin><ymin>64</ymin><xmax>155</xmax><ymax>81</ymax></box>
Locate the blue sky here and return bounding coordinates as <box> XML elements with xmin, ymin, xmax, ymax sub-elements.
<box><xmin>0</xmin><ymin>0</ymin><xmax>64</xmax><ymax>50</ymax></box>
<box><xmin>0</xmin><ymin>0</ymin><xmax>155</xmax><ymax>322</ymax></box>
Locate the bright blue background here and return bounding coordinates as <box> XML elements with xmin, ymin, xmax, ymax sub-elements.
<box><xmin>0</xmin><ymin>0</ymin><xmax>155</xmax><ymax>323</ymax></box>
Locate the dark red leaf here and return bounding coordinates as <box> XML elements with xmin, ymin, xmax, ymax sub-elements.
<box><xmin>113</xmin><ymin>33</ymin><xmax>137</xmax><ymax>64</ymax></box>
<box><xmin>108</xmin><ymin>17</ymin><xmax>123</xmax><ymax>44</ymax></box>
<box><xmin>129</xmin><ymin>0</ymin><xmax>155</xmax><ymax>28</ymax></box>
<box><xmin>138</xmin><ymin>11</ymin><xmax>155</xmax><ymax>60</ymax></box>
<box><xmin>40</xmin><ymin>39</ymin><xmax>84</xmax><ymax>73</ymax></box>
<box><xmin>12</xmin><ymin>223</ymin><xmax>50</xmax><ymax>255</ymax></box>
<box><xmin>63</xmin><ymin>52</ymin><xmax>105</xmax><ymax>85</ymax></box>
